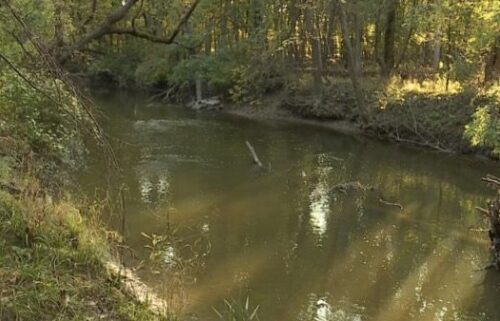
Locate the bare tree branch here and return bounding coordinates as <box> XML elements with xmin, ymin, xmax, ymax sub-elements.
<box><xmin>108</xmin><ymin>0</ymin><xmax>202</xmax><ymax>45</ymax></box>
<box><xmin>63</xmin><ymin>0</ymin><xmax>140</xmax><ymax>59</ymax></box>
<box><xmin>57</xmin><ymin>0</ymin><xmax>201</xmax><ymax>61</ymax></box>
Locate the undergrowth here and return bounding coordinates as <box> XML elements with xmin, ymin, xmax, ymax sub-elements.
<box><xmin>0</xmin><ymin>63</ymin><xmax>170</xmax><ymax>320</ymax></box>
<box><xmin>279</xmin><ymin>75</ymin><xmax>500</xmax><ymax>158</ymax></box>
<box><xmin>0</xmin><ymin>162</ymin><xmax>167</xmax><ymax>321</ymax></box>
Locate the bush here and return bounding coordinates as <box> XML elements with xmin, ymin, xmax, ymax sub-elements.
<box><xmin>0</xmin><ymin>69</ymin><xmax>87</xmax><ymax>184</ymax></box>
<box><xmin>465</xmin><ymin>102</ymin><xmax>500</xmax><ymax>157</ymax></box>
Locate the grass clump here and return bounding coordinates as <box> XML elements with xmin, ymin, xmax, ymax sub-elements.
<box><xmin>212</xmin><ymin>296</ymin><xmax>260</xmax><ymax>321</ymax></box>
<box><xmin>0</xmin><ymin>189</ymin><xmax>167</xmax><ymax>321</ymax></box>
<box><xmin>0</xmin><ymin>157</ymin><xmax>167</xmax><ymax>321</ymax></box>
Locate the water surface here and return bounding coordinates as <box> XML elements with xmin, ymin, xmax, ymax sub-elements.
<box><xmin>81</xmin><ymin>93</ymin><xmax>500</xmax><ymax>321</ymax></box>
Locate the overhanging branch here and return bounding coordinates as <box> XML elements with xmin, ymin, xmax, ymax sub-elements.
<box><xmin>108</xmin><ymin>0</ymin><xmax>202</xmax><ymax>45</ymax></box>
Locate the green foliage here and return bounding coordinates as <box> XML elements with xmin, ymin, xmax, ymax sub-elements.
<box><xmin>212</xmin><ymin>296</ymin><xmax>260</xmax><ymax>321</ymax></box>
<box><xmin>87</xmin><ymin>45</ymin><xmax>144</xmax><ymax>87</ymax></box>
<box><xmin>135</xmin><ymin>57</ymin><xmax>173</xmax><ymax>87</ymax></box>
<box><xmin>0</xmin><ymin>69</ymin><xmax>87</xmax><ymax>178</ymax></box>
<box><xmin>465</xmin><ymin>101</ymin><xmax>500</xmax><ymax>157</ymax></box>
<box><xmin>0</xmin><ymin>188</ymin><xmax>166</xmax><ymax>321</ymax></box>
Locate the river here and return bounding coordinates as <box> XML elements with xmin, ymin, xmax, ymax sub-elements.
<box><xmin>80</xmin><ymin>93</ymin><xmax>500</xmax><ymax>321</ymax></box>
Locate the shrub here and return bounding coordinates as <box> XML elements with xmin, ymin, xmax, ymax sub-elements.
<box><xmin>465</xmin><ymin>102</ymin><xmax>500</xmax><ymax>157</ymax></box>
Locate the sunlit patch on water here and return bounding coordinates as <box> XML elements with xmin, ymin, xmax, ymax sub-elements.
<box><xmin>309</xmin><ymin>168</ymin><xmax>331</xmax><ymax>242</ymax></box>
<box><xmin>298</xmin><ymin>294</ymin><xmax>365</xmax><ymax>321</ymax></box>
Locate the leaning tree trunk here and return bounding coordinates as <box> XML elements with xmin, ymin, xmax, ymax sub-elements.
<box><xmin>478</xmin><ymin>175</ymin><xmax>500</xmax><ymax>269</ymax></box>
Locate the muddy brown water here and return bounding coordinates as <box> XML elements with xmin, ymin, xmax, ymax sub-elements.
<box><xmin>80</xmin><ymin>93</ymin><xmax>500</xmax><ymax>321</ymax></box>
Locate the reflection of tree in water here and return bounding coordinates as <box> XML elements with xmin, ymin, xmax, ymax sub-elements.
<box><xmin>136</xmin><ymin>163</ymin><xmax>170</xmax><ymax>204</ymax></box>
<box><xmin>308</xmin><ymin>152</ymin><xmax>348</xmax><ymax>245</ymax></box>
<box><xmin>309</xmin><ymin>165</ymin><xmax>332</xmax><ymax>242</ymax></box>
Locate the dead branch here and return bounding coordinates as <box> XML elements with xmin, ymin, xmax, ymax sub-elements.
<box><xmin>475</xmin><ymin>206</ymin><xmax>490</xmax><ymax>217</ymax></box>
<box><xmin>245</xmin><ymin>141</ymin><xmax>264</xmax><ymax>168</ymax></box>
<box><xmin>482</xmin><ymin>175</ymin><xmax>500</xmax><ymax>189</ymax></box>
<box><xmin>379</xmin><ymin>196</ymin><xmax>404</xmax><ymax>210</ymax></box>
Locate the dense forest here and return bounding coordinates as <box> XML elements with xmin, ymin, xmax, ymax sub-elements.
<box><xmin>1</xmin><ymin>0</ymin><xmax>499</xmax><ymax>155</ymax></box>
<box><xmin>0</xmin><ymin>1</ymin><xmax>499</xmax><ymax>321</ymax></box>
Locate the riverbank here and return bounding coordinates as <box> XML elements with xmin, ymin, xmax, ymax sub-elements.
<box><xmin>0</xmin><ymin>163</ymin><xmax>168</xmax><ymax>321</ymax></box>
<box><xmin>0</xmin><ymin>101</ymin><xmax>166</xmax><ymax>321</ymax></box>
<box><xmin>223</xmin><ymin>79</ymin><xmax>499</xmax><ymax>160</ymax></box>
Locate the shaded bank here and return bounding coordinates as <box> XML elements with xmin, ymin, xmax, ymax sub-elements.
<box><xmin>220</xmin><ymin>82</ymin><xmax>500</xmax><ymax>161</ymax></box>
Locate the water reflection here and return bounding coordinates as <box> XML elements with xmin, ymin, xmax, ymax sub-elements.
<box><xmin>309</xmin><ymin>167</ymin><xmax>331</xmax><ymax>241</ymax></box>
<box><xmin>84</xmin><ymin>97</ymin><xmax>500</xmax><ymax>321</ymax></box>
<box><xmin>137</xmin><ymin>170</ymin><xmax>170</xmax><ymax>204</ymax></box>
<box><xmin>309</xmin><ymin>154</ymin><xmax>338</xmax><ymax>243</ymax></box>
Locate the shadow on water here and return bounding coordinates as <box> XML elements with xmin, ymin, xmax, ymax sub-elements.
<box><xmin>79</xmin><ymin>92</ymin><xmax>500</xmax><ymax>321</ymax></box>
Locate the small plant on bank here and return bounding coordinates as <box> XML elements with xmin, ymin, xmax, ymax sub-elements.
<box><xmin>465</xmin><ymin>99</ymin><xmax>500</xmax><ymax>157</ymax></box>
<box><xmin>212</xmin><ymin>296</ymin><xmax>260</xmax><ymax>321</ymax></box>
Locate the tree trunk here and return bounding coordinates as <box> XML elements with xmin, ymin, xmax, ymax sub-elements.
<box><xmin>305</xmin><ymin>3</ymin><xmax>323</xmax><ymax>91</ymax></box>
<box><xmin>382</xmin><ymin>0</ymin><xmax>397</xmax><ymax>77</ymax></box>
<box><xmin>336</xmin><ymin>1</ymin><xmax>367</xmax><ymax>122</ymax></box>
<box><xmin>325</xmin><ymin>2</ymin><xmax>337</xmax><ymax>62</ymax></box>
<box><xmin>485</xmin><ymin>36</ymin><xmax>500</xmax><ymax>85</ymax></box>
<box><xmin>353</xmin><ymin>12</ymin><xmax>363</xmax><ymax>79</ymax></box>
<box><xmin>431</xmin><ymin>25</ymin><xmax>441</xmax><ymax>72</ymax></box>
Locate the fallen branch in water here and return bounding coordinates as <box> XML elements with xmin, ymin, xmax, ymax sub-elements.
<box><xmin>379</xmin><ymin>196</ymin><xmax>404</xmax><ymax>210</ymax></box>
<box><xmin>482</xmin><ymin>175</ymin><xmax>500</xmax><ymax>189</ymax></box>
<box><xmin>478</xmin><ymin>174</ymin><xmax>500</xmax><ymax>270</ymax></box>
<box><xmin>245</xmin><ymin>141</ymin><xmax>264</xmax><ymax>168</ymax></box>
<box><xmin>330</xmin><ymin>181</ymin><xmax>374</xmax><ymax>194</ymax></box>
<box><xmin>475</xmin><ymin>206</ymin><xmax>490</xmax><ymax>217</ymax></box>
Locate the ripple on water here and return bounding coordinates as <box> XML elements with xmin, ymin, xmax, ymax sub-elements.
<box><xmin>133</xmin><ymin>119</ymin><xmax>219</xmax><ymax>132</ymax></box>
